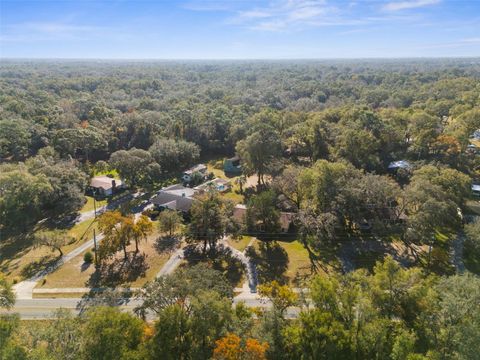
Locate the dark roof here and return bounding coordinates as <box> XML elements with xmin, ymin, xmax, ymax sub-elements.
<box><xmin>151</xmin><ymin>192</ymin><xmax>194</xmax><ymax>212</ymax></box>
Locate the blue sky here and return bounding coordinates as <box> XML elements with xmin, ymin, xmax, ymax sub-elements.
<box><xmin>1</xmin><ymin>0</ymin><xmax>479</xmax><ymax>59</ymax></box>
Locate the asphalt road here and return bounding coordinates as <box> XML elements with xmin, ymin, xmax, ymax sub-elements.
<box><xmin>0</xmin><ymin>294</ymin><xmax>303</xmax><ymax>320</ymax></box>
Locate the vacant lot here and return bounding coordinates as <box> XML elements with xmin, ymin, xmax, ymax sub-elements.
<box><xmin>248</xmin><ymin>237</ymin><xmax>313</xmax><ymax>285</ymax></box>
<box><xmin>0</xmin><ymin>218</ymin><xmax>98</xmax><ymax>283</ymax></box>
<box><xmin>36</xmin><ymin>224</ymin><xmax>172</xmax><ymax>290</ymax></box>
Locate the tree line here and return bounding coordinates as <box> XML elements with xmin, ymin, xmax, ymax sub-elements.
<box><xmin>1</xmin><ymin>258</ymin><xmax>479</xmax><ymax>359</ymax></box>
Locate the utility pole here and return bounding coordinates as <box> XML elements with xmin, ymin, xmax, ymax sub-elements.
<box><xmin>93</xmin><ymin>189</ymin><xmax>97</xmax><ymax>218</ymax></box>
<box><xmin>93</xmin><ymin>228</ymin><xmax>98</xmax><ymax>268</ymax></box>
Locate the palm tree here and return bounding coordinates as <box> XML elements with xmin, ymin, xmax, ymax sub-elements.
<box><xmin>235</xmin><ymin>175</ymin><xmax>247</xmax><ymax>194</ymax></box>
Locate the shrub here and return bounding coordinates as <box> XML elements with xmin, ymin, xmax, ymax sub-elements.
<box><xmin>84</xmin><ymin>251</ymin><xmax>93</xmax><ymax>264</ymax></box>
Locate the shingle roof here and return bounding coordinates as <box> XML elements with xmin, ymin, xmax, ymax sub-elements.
<box><xmin>151</xmin><ymin>184</ymin><xmax>195</xmax><ymax>212</ymax></box>
<box><xmin>151</xmin><ymin>192</ymin><xmax>194</xmax><ymax>212</ymax></box>
<box><xmin>90</xmin><ymin>176</ymin><xmax>122</xmax><ymax>191</ymax></box>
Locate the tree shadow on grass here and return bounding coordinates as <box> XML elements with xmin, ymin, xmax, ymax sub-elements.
<box><xmin>0</xmin><ymin>230</ymin><xmax>37</xmax><ymax>272</ymax></box>
<box><xmin>183</xmin><ymin>244</ymin><xmax>244</xmax><ymax>288</ymax></box>
<box><xmin>154</xmin><ymin>235</ymin><xmax>181</xmax><ymax>254</ymax></box>
<box><xmin>20</xmin><ymin>254</ymin><xmax>59</xmax><ymax>279</ymax></box>
<box><xmin>246</xmin><ymin>241</ymin><xmax>289</xmax><ymax>285</ymax></box>
<box><xmin>88</xmin><ymin>252</ymin><xmax>149</xmax><ymax>287</ymax></box>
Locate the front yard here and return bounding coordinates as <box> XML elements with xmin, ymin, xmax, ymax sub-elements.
<box><xmin>35</xmin><ymin>224</ymin><xmax>173</xmax><ymax>290</ymax></box>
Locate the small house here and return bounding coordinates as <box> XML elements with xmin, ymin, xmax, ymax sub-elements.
<box><xmin>224</xmin><ymin>156</ymin><xmax>242</xmax><ymax>175</ymax></box>
<box><xmin>182</xmin><ymin>164</ymin><xmax>207</xmax><ymax>183</ymax></box>
<box><xmin>233</xmin><ymin>204</ymin><xmax>294</xmax><ymax>233</ymax></box>
<box><xmin>388</xmin><ymin>160</ymin><xmax>412</xmax><ymax>171</ymax></box>
<box><xmin>472</xmin><ymin>184</ymin><xmax>480</xmax><ymax>196</ymax></box>
<box><xmin>89</xmin><ymin>176</ymin><xmax>124</xmax><ymax>197</ymax></box>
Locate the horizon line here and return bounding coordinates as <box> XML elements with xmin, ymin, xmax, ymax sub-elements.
<box><xmin>1</xmin><ymin>56</ymin><xmax>480</xmax><ymax>62</ymax></box>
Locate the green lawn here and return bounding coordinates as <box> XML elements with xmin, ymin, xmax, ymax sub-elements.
<box><xmin>228</xmin><ymin>236</ymin><xmax>253</xmax><ymax>252</ymax></box>
<box><xmin>278</xmin><ymin>240</ymin><xmax>313</xmax><ymax>282</ymax></box>
<box><xmin>249</xmin><ymin>237</ymin><xmax>313</xmax><ymax>285</ymax></box>
<box><xmin>206</xmin><ymin>161</ymin><xmax>226</xmax><ymax>179</ymax></box>
<box><xmin>67</xmin><ymin>218</ymin><xmax>98</xmax><ymax>243</ymax></box>
<box><xmin>80</xmin><ymin>196</ymin><xmax>108</xmax><ymax>213</ymax></box>
<box><xmin>94</xmin><ymin>168</ymin><xmax>119</xmax><ymax>177</ymax></box>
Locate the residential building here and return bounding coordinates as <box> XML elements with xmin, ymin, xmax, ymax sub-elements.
<box><xmin>182</xmin><ymin>164</ymin><xmax>207</xmax><ymax>183</ymax></box>
<box><xmin>89</xmin><ymin>176</ymin><xmax>124</xmax><ymax>197</ymax></box>
<box><xmin>223</xmin><ymin>156</ymin><xmax>242</xmax><ymax>175</ymax></box>
<box><xmin>151</xmin><ymin>184</ymin><xmax>195</xmax><ymax>213</ymax></box>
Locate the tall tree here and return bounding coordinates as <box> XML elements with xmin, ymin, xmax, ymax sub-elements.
<box><xmin>185</xmin><ymin>192</ymin><xmax>228</xmax><ymax>253</ymax></box>
<box><xmin>158</xmin><ymin>210</ymin><xmax>183</xmax><ymax>237</ymax></box>
<box><xmin>109</xmin><ymin>148</ymin><xmax>161</xmax><ymax>188</ymax></box>
<box><xmin>236</xmin><ymin>124</ymin><xmax>282</xmax><ymax>185</ymax></box>
<box><xmin>82</xmin><ymin>307</ymin><xmax>145</xmax><ymax>360</ymax></box>
<box><xmin>149</xmin><ymin>138</ymin><xmax>200</xmax><ymax>175</ymax></box>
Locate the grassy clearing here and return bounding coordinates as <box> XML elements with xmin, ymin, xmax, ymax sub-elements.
<box><xmin>67</xmin><ymin>218</ymin><xmax>98</xmax><ymax>243</ymax></box>
<box><xmin>228</xmin><ymin>236</ymin><xmax>253</xmax><ymax>252</ymax></box>
<box><xmin>206</xmin><ymin>161</ymin><xmax>226</xmax><ymax>179</ymax></box>
<box><xmin>0</xmin><ymin>218</ymin><xmax>98</xmax><ymax>283</ymax></box>
<box><xmin>80</xmin><ymin>196</ymin><xmax>108</xmax><ymax>213</ymax></box>
<box><xmin>278</xmin><ymin>240</ymin><xmax>313</xmax><ymax>282</ymax></box>
<box><xmin>94</xmin><ymin>168</ymin><xmax>119</xmax><ymax>177</ymax></box>
<box><xmin>249</xmin><ymin>237</ymin><xmax>313</xmax><ymax>285</ymax></box>
<box><xmin>37</xmin><ymin>225</ymin><xmax>171</xmax><ymax>290</ymax></box>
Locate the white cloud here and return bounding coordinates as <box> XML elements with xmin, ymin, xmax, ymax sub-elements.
<box><xmin>229</xmin><ymin>0</ymin><xmax>344</xmax><ymax>31</ymax></box>
<box><xmin>228</xmin><ymin>0</ymin><xmax>431</xmax><ymax>32</ymax></box>
<box><xmin>382</xmin><ymin>0</ymin><xmax>440</xmax><ymax>12</ymax></box>
<box><xmin>461</xmin><ymin>37</ymin><xmax>480</xmax><ymax>43</ymax></box>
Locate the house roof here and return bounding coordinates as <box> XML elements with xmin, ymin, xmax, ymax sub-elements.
<box><xmin>233</xmin><ymin>204</ymin><xmax>247</xmax><ymax>223</ymax></box>
<box><xmin>161</xmin><ymin>184</ymin><xmax>195</xmax><ymax>198</ymax></box>
<box><xmin>90</xmin><ymin>176</ymin><xmax>122</xmax><ymax>191</ymax></box>
<box><xmin>226</xmin><ymin>156</ymin><xmax>240</xmax><ymax>162</ymax></box>
<box><xmin>151</xmin><ymin>184</ymin><xmax>195</xmax><ymax>212</ymax></box>
<box><xmin>151</xmin><ymin>192</ymin><xmax>194</xmax><ymax>212</ymax></box>
<box><xmin>183</xmin><ymin>164</ymin><xmax>207</xmax><ymax>175</ymax></box>
<box><xmin>472</xmin><ymin>184</ymin><xmax>480</xmax><ymax>192</ymax></box>
<box><xmin>388</xmin><ymin>160</ymin><xmax>411</xmax><ymax>170</ymax></box>
<box><xmin>233</xmin><ymin>204</ymin><xmax>295</xmax><ymax>231</ymax></box>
